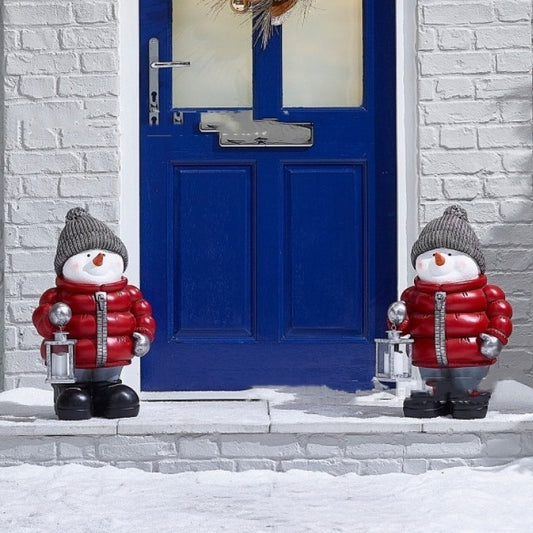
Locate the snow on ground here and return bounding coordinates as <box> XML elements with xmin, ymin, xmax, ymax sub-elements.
<box><xmin>1</xmin><ymin>459</ymin><xmax>533</xmax><ymax>532</ymax></box>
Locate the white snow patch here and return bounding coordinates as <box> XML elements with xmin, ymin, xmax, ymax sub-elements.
<box><xmin>490</xmin><ymin>380</ymin><xmax>533</xmax><ymax>411</ymax></box>
<box><xmin>352</xmin><ymin>391</ymin><xmax>404</xmax><ymax>406</ymax></box>
<box><xmin>247</xmin><ymin>387</ymin><xmax>298</xmax><ymax>405</ymax></box>
<box><xmin>0</xmin><ymin>387</ymin><xmax>53</xmax><ymax>406</ymax></box>
<box><xmin>1</xmin><ymin>460</ymin><xmax>533</xmax><ymax>532</ymax></box>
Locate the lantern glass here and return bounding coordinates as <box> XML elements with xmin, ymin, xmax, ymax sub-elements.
<box><xmin>374</xmin><ymin>330</ymin><xmax>413</xmax><ymax>387</ymax></box>
<box><xmin>45</xmin><ymin>332</ymin><xmax>76</xmax><ymax>384</ymax></box>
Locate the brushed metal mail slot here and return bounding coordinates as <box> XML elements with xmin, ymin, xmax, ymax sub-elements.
<box><xmin>199</xmin><ymin>111</ymin><xmax>313</xmax><ymax>147</ymax></box>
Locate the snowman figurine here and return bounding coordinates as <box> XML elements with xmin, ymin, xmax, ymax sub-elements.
<box><xmin>388</xmin><ymin>205</ymin><xmax>512</xmax><ymax>419</ymax></box>
<box><xmin>33</xmin><ymin>207</ymin><xmax>156</xmax><ymax>420</ymax></box>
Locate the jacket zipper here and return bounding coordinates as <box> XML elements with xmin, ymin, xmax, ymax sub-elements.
<box><xmin>95</xmin><ymin>291</ymin><xmax>108</xmax><ymax>367</ymax></box>
<box><xmin>434</xmin><ymin>291</ymin><xmax>448</xmax><ymax>367</ymax></box>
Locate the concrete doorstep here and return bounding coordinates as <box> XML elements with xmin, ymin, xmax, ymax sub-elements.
<box><xmin>0</xmin><ymin>381</ymin><xmax>533</xmax><ymax>475</ymax></box>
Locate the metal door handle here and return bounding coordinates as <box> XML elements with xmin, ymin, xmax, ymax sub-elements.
<box><xmin>150</xmin><ymin>61</ymin><xmax>191</xmax><ymax>69</ymax></box>
<box><xmin>148</xmin><ymin>38</ymin><xmax>191</xmax><ymax>125</ymax></box>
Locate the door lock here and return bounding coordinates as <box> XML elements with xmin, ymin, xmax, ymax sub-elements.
<box><xmin>148</xmin><ymin>38</ymin><xmax>191</xmax><ymax>125</ymax></box>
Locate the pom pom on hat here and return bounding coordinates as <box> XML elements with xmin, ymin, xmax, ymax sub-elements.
<box><xmin>411</xmin><ymin>204</ymin><xmax>485</xmax><ymax>273</ymax></box>
<box><xmin>54</xmin><ymin>207</ymin><xmax>128</xmax><ymax>276</ymax></box>
<box><xmin>442</xmin><ymin>204</ymin><xmax>468</xmax><ymax>221</ymax></box>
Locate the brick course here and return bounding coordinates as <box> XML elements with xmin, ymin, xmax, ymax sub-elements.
<box><xmin>1</xmin><ymin>425</ymin><xmax>533</xmax><ymax>476</ymax></box>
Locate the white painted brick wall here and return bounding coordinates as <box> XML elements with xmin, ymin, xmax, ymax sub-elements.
<box><xmin>0</xmin><ymin>8</ymin><xmax>5</xmax><ymax>385</ymax></box>
<box><xmin>1</xmin><ymin>0</ymin><xmax>120</xmax><ymax>389</ymax></box>
<box><xmin>417</xmin><ymin>0</ymin><xmax>533</xmax><ymax>386</ymax></box>
<box><xmin>2</xmin><ymin>429</ymin><xmax>533</xmax><ymax>476</ymax></box>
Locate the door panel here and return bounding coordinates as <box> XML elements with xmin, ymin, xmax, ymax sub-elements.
<box><xmin>173</xmin><ymin>164</ymin><xmax>254</xmax><ymax>339</ymax></box>
<box><xmin>140</xmin><ymin>0</ymin><xmax>397</xmax><ymax>391</ymax></box>
<box><xmin>283</xmin><ymin>163</ymin><xmax>364</xmax><ymax>338</ymax></box>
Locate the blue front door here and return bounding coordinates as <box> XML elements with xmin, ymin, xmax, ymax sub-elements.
<box><xmin>140</xmin><ymin>0</ymin><xmax>396</xmax><ymax>391</ymax></box>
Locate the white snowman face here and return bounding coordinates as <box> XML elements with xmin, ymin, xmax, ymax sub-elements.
<box><xmin>62</xmin><ymin>249</ymin><xmax>124</xmax><ymax>285</ymax></box>
<box><xmin>415</xmin><ymin>248</ymin><xmax>480</xmax><ymax>283</ymax></box>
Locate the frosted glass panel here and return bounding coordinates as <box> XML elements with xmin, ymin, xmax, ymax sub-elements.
<box><xmin>172</xmin><ymin>0</ymin><xmax>252</xmax><ymax>108</ymax></box>
<box><xmin>283</xmin><ymin>0</ymin><xmax>363</xmax><ymax>108</ymax></box>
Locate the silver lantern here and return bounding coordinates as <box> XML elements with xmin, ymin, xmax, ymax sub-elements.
<box><xmin>374</xmin><ymin>300</ymin><xmax>413</xmax><ymax>391</ymax></box>
<box><xmin>374</xmin><ymin>329</ymin><xmax>413</xmax><ymax>389</ymax></box>
<box><xmin>45</xmin><ymin>303</ymin><xmax>76</xmax><ymax>384</ymax></box>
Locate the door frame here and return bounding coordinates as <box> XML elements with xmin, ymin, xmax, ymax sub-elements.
<box><xmin>119</xmin><ymin>0</ymin><xmax>418</xmax><ymax>393</ymax></box>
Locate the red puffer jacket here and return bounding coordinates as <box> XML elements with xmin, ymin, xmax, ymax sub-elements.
<box><xmin>395</xmin><ymin>275</ymin><xmax>512</xmax><ymax>369</ymax></box>
<box><xmin>33</xmin><ymin>277</ymin><xmax>156</xmax><ymax>369</ymax></box>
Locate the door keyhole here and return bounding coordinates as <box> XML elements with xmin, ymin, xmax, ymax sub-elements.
<box><xmin>150</xmin><ymin>91</ymin><xmax>159</xmax><ymax>125</ymax></box>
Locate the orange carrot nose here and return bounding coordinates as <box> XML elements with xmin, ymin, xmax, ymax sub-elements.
<box><xmin>92</xmin><ymin>253</ymin><xmax>104</xmax><ymax>266</ymax></box>
<box><xmin>434</xmin><ymin>252</ymin><xmax>446</xmax><ymax>266</ymax></box>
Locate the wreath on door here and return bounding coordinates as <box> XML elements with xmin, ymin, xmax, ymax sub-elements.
<box><xmin>212</xmin><ymin>0</ymin><xmax>315</xmax><ymax>47</ymax></box>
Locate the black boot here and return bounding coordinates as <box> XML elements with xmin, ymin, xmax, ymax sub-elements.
<box><xmin>403</xmin><ymin>391</ymin><xmax>450</xmax><ymax>418</ymax></box>
<box><xmin>53</xmin><ymin>384</ymin><xmax>92</xmax><ymax>420</ymax></box>
<box><xmin>450</xmin><ymin>391</ymin><xmax>491</xmax><ymax>419</ymax></box>
<box><xmin>91</xmin><ymin>380</ymin><xmax>140</xmax><ymax>419</ymax></box>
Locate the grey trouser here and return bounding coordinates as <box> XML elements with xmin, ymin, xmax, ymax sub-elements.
<box><xmin>419</xmin><ymin>366</ymin><xmax>490</xmax><ymax>394</ymax></box>
<box><xmin>75</xmin><ymin>367</ymin><xmax>122</xmax><ymax>383</ymax></box>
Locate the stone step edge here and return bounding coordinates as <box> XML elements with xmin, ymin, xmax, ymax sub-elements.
<box><xmin>1</xmin><ymin>401</ymin><xmax>533</xmax><ymax>437</ymax></box>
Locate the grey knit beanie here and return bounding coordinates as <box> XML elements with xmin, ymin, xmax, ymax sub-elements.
<box><xmin>54</xmin><ymin>207</ymin><xmax>128</xmax><ymax>276</ymax></box>
<box><xmin>411</xmin><ymin>205</ymin><xmax>485</xmax><ymax>273</ymax></box>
